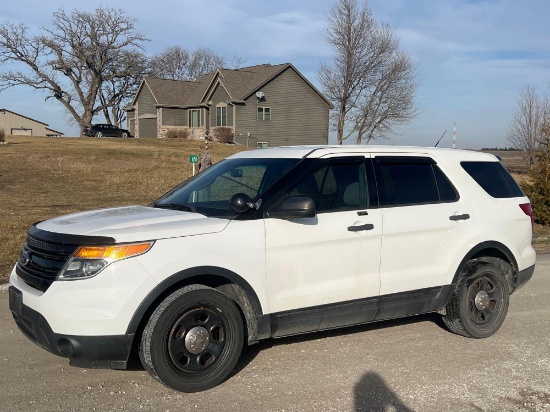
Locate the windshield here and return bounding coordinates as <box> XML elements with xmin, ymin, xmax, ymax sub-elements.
<box><xmin>153</xmin><ymin>157</ymin><xmax>300</xmax><ymax>217</ymax></box>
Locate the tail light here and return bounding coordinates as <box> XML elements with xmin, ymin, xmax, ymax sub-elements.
<box><xmin>519</xmin><ymin>203</ymin><xmax>534</xmax><ymax>229</ymax></box>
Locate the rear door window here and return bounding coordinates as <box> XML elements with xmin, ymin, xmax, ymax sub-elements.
<box><xmin>461</xmin><ymin>161</ymin><xmax>524</xmax><ymax>198</ymax></box>
<box><xmin>374</xmin><ymin>157</ymin><xmax>458</xmax><ymax>206</ymax></box>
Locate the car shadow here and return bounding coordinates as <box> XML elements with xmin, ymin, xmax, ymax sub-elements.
<box><xmin>354</xmin><ymin>372</ymin><xmax>414</xmax><ymax>411</ymax></box>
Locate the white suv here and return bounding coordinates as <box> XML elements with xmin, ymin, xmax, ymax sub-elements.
<box><xmin>9</xmin><ymin>146</ymin><xmax>536</xmax><ymax>392</ymax></box>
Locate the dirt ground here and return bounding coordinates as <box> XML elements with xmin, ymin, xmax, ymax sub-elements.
<box><xmin>1</xmin><ymin>254</ymin><xmax>549</xmax><ymax>412</ymax></box>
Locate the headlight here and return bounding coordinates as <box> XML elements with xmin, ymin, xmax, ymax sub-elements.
<box><xmin>58</xmin><ymin>242</ymin><xmax>154</xmax><ymax>280</ymax></box>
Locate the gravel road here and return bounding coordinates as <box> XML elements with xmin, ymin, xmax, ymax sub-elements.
<box><xmin>1</xmin><ymin>254</ymin><xmax>549</xmax><ymax>412</ymax></box>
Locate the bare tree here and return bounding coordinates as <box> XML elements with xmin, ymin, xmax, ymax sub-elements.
<box><xmin>99</xmin><ymin>50</ymin><xmax>149</xmax><ymax>126</ymax></box>
<box><xmin>228</xmin><ymin>54</ymin><xmax>248</xmax><ymax>69</ymax></box>
<box><xmin>0</xmin><ymin>7</ymin><xmax>147</xmax><ymax>133</ymax></box>
<box><xmin>507</xmin><ymin>85</ymin><xmax>549</xmax><ymax>170</ymax></box>
<box><xmin>148</xmin><ymin>46</ymin><xmax>225</xmax><ymax>81</ymax></box>
<box><xmin>318</xmin><ymin>0</ymin><xmax>417</xmax><ymax>144</ymax></box>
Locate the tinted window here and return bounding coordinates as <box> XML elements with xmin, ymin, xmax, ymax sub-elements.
<box><xmin>288</xmin><ymin>161</ymin><xmax>375</xmax><ymax>213</ymax></box>
<box><xmin>461</xmin><ymin>161</ymin><xmax>524</xmax><ymax>198</ymax></box>
<box><xmin>433</xmin><ymin>166</ymin><xmax>458</xmax><ymax>202</ymax></box>
<box><xmin>375</xmin><ymin>157</ymin><xmax>458</xmax><ymax>206</ymax></box>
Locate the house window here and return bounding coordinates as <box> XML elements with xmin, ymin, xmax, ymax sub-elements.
<box><xmin>257</xmin><ymin>142</ymin><xmax>269</xmax><ymax>149</ymax></box>
<box><xmin>257</xmin><ymin>107</ymin><xmax>271</xmax><ymax>121</ymax></box>
<box><xmin>216</xmin><ymin>105</ymin><xmax>227</xmax><ymax>127</ymax></box>
<box><xmin>189</xmin><ymin>109</ymin><xmax>201</xmax><ymax>128</ymax></box>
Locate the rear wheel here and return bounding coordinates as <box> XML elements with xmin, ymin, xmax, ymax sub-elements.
<box><xmin>443</xmin><ymin>262</ymin><xmax>509</xmax><ymax>338</ymax></box>
<box><xmin>95</xmin><ymin>131</ymin><xmax>103</xmax><ymax>137</ymax></box>
<box><xmin>139</xmin><ymin>285</ymin><xmax>244</xmax><ymax>392</ymax></box>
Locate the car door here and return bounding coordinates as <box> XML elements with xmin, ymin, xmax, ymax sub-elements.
<box><xmin>264</xmin><ymin>156</ymin><xmax>382</xmax><ymax>336</ymax></box>
<box><xmin>372</xmin><ymin>155</ymin><xmax>481</xmax><ymax>320</ymax></box>
<box><xmin>106</xmin><ymin>125</ymin><xmax>117</xmax><ymax>137</ymax></box>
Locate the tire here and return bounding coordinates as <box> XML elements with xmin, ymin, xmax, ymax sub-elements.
<box><xmin>121</xmin><ymin>132</ymin><xmax>128</xmax><ymax>138</ymax></box>
<box><xmin>443</xmin><ymin>262</ymin><xmax>509</xmax><ymax>338</ymax></box>
<box><xmin>139</xmin><ymin>285</ymin><xmax>244</xmax><ymax>392</ymax></box>
<box><xmin>95</xmin><ymin>131</ymin><xmax>103</xmax><ymax>137</ymax></box>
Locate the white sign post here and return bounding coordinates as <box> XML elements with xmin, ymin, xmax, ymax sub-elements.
<box><xmin>190</xmin><ymin>155</ymin><xmax>199</xmax><ymax>176</ymax></box>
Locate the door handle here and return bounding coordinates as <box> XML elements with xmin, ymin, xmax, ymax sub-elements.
<box><xmin>348</xmin><ymin>224</ymin><xmax>374</xmax><ymax>232</ymax></box>
<box><xmin>449</xmin><ymin>214</ymin><xmax>470</xmax><ymax>221</ymax></box>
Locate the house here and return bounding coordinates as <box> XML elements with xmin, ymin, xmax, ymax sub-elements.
<box><xmin>125</xmin><ymin>63</ymin><xmax>333</xmax><ymax>147</ymax></box>
<box><xmin>0</xmin><ymin>108</ymin><xmax>63</xmax><ymax>137</ymax></box>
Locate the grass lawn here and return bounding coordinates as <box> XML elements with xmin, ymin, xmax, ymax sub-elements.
<box><xmin>0</xmin><ymin>136</ymin><xmax>246</xmax><ymax>283</ymax></box>
<box><xmin>0</xmin><ymin>139</ymin><xmax>547</xmax><ymax>284</ymax></box>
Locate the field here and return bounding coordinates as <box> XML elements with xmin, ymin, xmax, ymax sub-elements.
<box><xmin>0</xmin><ymin>138</ymin><xmax>547</xmax><ymax>284</ymax></box>
<box><xmin>0</xmin><ymin>136</ymin><xmax>245</xmax><ymax>283</ymax></box>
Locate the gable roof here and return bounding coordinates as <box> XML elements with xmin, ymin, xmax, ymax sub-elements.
<box><xmin>128</xmin><ymin>63</ymin><xmax>332</xmax><ymax>109</ymax></box>
<box><xmin>201</xmin><ymin>63</ymin><xmax>289</xmax><ymax>103</ymax></box>
<box><xmin>0</xmin><ymin>108</ymin><xmax>48</xmax><ymax>126</ymax></box>
<box><xmin>0</xmin><ymin>108</ymin><xmax>65</xmax><ymax>135</ymax></box>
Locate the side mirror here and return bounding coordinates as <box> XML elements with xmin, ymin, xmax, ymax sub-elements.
<box><xmin>229</xmin><ymin>168</ymin><xmax>243</xmax><ymax>177</ymax></box>
<box><xmin>229</xmin><ymin>192</ymin><xmax>252</xmax><ymax>213</ymax></box>
<box><xmin>267</xmin><ymin>197</ymin><xmax>316</xmax><ymax>219</ymax></box>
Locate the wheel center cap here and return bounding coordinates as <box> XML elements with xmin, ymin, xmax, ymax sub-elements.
<box><xmin>185</xmin><ymin>326</ymin><xmax>210</xmax><ymax>354</ymax></box>
<box><xmin>475</xmin><ymin>290</ymin><xmax>490</xmax><ymax>310</ymax></box>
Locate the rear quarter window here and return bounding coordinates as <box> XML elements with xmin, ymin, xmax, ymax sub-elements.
<box><xmin>461</xmin><ymin>161</ymin><xmax>524</xmax><ymax>198</ymax></box>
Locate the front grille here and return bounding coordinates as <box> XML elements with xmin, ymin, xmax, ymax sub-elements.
<box><xmin>16</xmin><ymin>233</ymin><xmax>78</xmax><ymax>292</ymax></box>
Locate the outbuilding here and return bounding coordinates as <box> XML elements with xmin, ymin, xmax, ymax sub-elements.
<box><xmin>0</xmin><ymin>108</ymin><xmax>63</xmax><ymax>137</ymax></box>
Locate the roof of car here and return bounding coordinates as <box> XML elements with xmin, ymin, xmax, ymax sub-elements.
<box><xmin>228</xmin><ymin>145</ymin><xmax>498</xmax><ymax>162</ymax></box>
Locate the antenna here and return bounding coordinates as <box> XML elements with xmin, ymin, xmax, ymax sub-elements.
<box><xmin>434</xmin><ymin>130</ymin><xmax>447</xmax><ymax>147</ymax></box>
<box><xmin>453</xmin><ymin>122</ymin><xmax>456</xmax><ymax>149</ymax></box>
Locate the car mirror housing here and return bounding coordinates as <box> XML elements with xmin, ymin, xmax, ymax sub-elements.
<box><xmin>229</xmin><ymin>193</ymin><xmax>253</xmax><ymax>213</ymax></box>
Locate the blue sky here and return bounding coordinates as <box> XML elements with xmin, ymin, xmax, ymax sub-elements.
<box><xmin>1</xmin><ymin>0</ymin><xmax>549</xmax><ymax>149</ymax></box>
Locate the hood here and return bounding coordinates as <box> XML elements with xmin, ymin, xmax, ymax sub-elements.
<box><xmin>36</xmin><ymin>205</ymin><xmax>230</xmax><ymax>243</ymax></box>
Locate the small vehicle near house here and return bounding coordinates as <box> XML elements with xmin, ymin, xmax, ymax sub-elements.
<box><xmin>83</xmin><ymin>123</ymin><xmax>132</xmax><ymax>138</ymax></box>
<box><xmin>9</xmin><ymin>145</ymin><xmax>536</xmax><ymax>393</ymax></box>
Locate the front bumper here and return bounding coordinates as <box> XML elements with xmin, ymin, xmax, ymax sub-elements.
<box><xmin>9</xmin><ymin>286</ymin><xmax>132</xmax><ymax>369</ymax></box>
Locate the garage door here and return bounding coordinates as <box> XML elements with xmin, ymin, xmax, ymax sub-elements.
<box><xmin>139</xmin><ymin>119</ymin><xmax>157</xmax><ymax>138</ymax></box>
<box><xmin>128</xmin><ymin>118</ymin><xmax>135</xmax><ymax>137</ymax></box>
<box><xmin>11</xmin><ymin>128</ymin><xmax>32</xmax><ymax>136</ymax></box>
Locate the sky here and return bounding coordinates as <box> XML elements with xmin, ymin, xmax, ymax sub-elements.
<box><xmin>1</xmin><ymin>0</ymin><xmax>549</xmax><ymax>149</ymax></box>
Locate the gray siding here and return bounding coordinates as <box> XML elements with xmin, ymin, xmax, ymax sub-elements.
<box><xmin>137</xmin><ymin>85</ymin><xmax>156</xmax><ymax>117</ymax></box>
<box><xmin>162</xmin><ymin>108</ymin><xmax>187</xmax><ymax>126</ymax></box>
<box><xmin>235</xmin><ymin>67</ymin><xmax>329</xmax><ymax>147</ymax></box>
<box><xmin>209</xmin><ymin>85</ymin><xmax>233</xmax><ymax>128</ymax></box>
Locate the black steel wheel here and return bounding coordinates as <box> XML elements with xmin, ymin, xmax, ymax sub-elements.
<box><xmin>139</xmin><ymin>285</ymin><xmax>244</xmax><ymax>392</ymax></box>
<box><xmin>443</xmin><ymin>262</ymin><xmax>509</xmax><ymax>338</ymax></box>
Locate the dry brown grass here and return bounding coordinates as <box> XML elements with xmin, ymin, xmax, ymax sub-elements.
<box><xmin>0</xmin><ymin>136</ymin><xmax>246</xmax><ymax>283</ymax></box>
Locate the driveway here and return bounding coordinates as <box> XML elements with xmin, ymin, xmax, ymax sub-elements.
<box><xmin>1</xmin><ymin>254</ymin><xmax>549</xmax><ymax>411</ymax></box>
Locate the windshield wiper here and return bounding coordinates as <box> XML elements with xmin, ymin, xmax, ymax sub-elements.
<box><xmin>151</xmin><ymin>202</ymin><xmax>198</xmax><ymax>213</ymax></box>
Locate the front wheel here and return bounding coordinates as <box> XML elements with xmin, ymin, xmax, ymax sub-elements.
<box><xmin>443</xmin><ymin>262</ymin><xmax>509</xmax><ymax>338</ymax></box>
<box><xmin>121</xmin><ymin>132</ymin><xmax>128</xmax><ymax>138</ymax></box>
<box><xmin>139</xmin><ymin>285</ymin><xmax>244</xmax><ymax>392</ymax></box>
